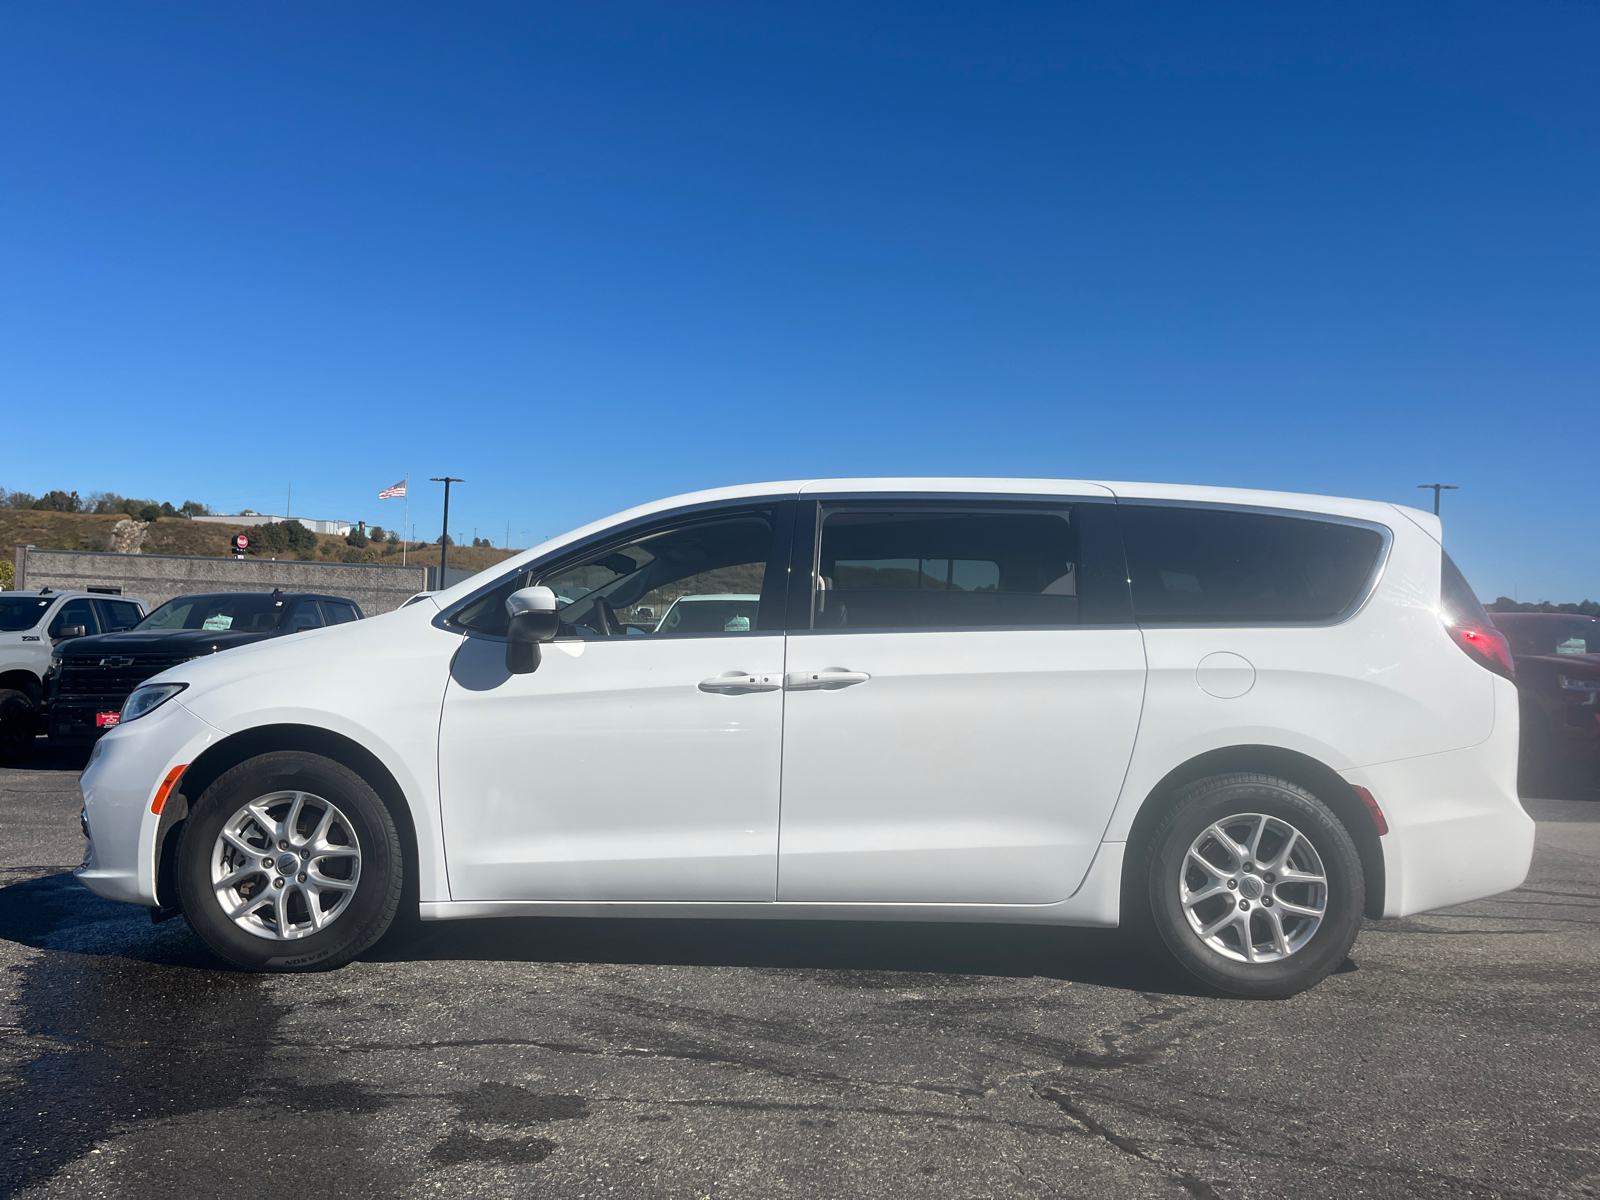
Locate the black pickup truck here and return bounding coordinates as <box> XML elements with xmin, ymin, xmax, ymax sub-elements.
<box><xmin>45</xmin><ymin>591</ymin><xmax>363</xmax><ymax>745</ymax></box>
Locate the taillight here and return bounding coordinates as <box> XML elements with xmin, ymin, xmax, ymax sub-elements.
<box><xmin>1445</xmin><ymin>619</ymin><xmax>1515</xmax><ymax>680</ymax></box>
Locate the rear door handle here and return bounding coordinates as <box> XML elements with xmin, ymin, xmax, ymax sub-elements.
<box><xmin>785</xmin><ymin>668</ymin><xmax>871</xmax><ymax>691</ymax></box>
<box><xmin>699</xmin><ymin>672</ymin><xmax>782</xmax><ymax>694</ymax></box>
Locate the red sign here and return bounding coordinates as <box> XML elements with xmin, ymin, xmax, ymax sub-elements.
<box><xmin>232</xmin><ymin>534</ymin><xmax>250</xmax><ymax>551</ymax></box>
<box><xmin>96</xmin><ymin>711</ymin><xmax>121</xmax><ymax>728</ymax></box>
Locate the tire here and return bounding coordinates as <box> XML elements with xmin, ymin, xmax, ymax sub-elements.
<box><xmin>0</xmin><ymin>689</ymin><xmax>38</xmax><ymax>764</ymax></box>
<box><xmin>1137</xmin><ymin>773</ymin><xmax>1365</xmax><ymax>1000</ymax></box>
<box><xmin>176</xmin><ymin>751</ymin><xmax>404</xmax><ymax>972</ymax></box>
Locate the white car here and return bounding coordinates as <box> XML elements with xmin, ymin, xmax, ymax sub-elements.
<box><xmin>0</xmin><ymin>589</ymin><xmax>148</xmax><ymax>760</ymax></box>
<box><xmin>76</xmin><ymin>478</ymin><xmax>1533</xmax><ymax>996</ymax></box>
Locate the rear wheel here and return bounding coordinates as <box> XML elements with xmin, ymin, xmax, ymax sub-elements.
<box><xmin>176</xmin><ymin>751</ymin><xmax>403</xmax><ymax>971</ymax></box>
<box><xmin>1139</xmin><ymin>773</ymin><xmax>1365</xmax><ymax>999</ymax></box>
<box><xmin>0</xmin><ymin>689</ymin><xmax>38</xmax><ymax>764</ymax></box>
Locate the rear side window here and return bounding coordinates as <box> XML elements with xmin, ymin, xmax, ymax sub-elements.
<box><xmin>813</xmin><ymin>507</ymin><xmax>1092</xmax><ymax>629</ymax></box>
<box><xmin>1120</xmin><ymin>505</ymin><xmax>1385</xmax><ymax>624</ymax></box>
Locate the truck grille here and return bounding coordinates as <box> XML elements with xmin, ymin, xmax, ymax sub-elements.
<box><xmin>56</xmin><ymin>656</ymin><xmax>193</xmax><ymax>700</ymax></box>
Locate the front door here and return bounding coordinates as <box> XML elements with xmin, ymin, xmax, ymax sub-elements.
<box><xmin>776</xmin><ymin>498</ymin><xmax>1146</xmax><ymax>905</ymax></box>
<box><xmin>438</xmin><ymin>503</ymin><xmax>792</xmax><ymax>902</ymax></box>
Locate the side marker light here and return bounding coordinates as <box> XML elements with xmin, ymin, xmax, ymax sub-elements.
<box><xmin>150</xmin><ymin>765</ymin><xmax>189</xmax><ymax>815</ymax></box>
<box><xmin>1351</xmin><ymin>785</ymin><xmax>1389</xmax><ymax>836</ymax></box>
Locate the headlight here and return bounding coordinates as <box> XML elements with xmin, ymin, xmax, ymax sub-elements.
<box><xmin>120</xmin><ymin>682</ymin><xmax>188</xmax><ymax>723</ymax></box>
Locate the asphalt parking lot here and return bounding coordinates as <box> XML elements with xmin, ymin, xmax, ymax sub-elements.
<box><xmin>1</xmin><ymin>750</ymin><xmax>1596</xmax><ymax>1199</ymax></box>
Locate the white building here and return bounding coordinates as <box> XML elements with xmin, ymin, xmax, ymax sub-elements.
<box><xmin>192</xmin><ymin>514</ymin><xmax>353</xmax><ymax>536</ymax></box>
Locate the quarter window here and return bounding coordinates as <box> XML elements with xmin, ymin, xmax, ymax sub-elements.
<box><xmin>812</xmin><ymin>509</ymin><xmax>1084</xmax><ymax>629</ymax></box>
<box><xmin>1120</xmin><ymin>505</ymin><xmax>1385</xmax><ymax>624</ymax></box>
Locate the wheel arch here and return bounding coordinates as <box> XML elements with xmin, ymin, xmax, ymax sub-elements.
<box><xmin>0</xmin><ymin>669</ymin><xmax>43</xmax><ymax>706</ymax></box>
<box><xmin>1121</xmin><ymin>744</ymin><xmax>1387</xmax><ymax>919</ymax></box>
<box><xmin>156</xmin><ymin>723</ymin><xmax>420</xmax><ymax>915</ymax></box>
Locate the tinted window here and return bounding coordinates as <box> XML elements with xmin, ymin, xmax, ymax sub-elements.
<box><xmin>452</xmin><ymin>508</ymin><xmax>779</xmax><ymax>638</ymax></box>
<box><xmin>813</xmin><ymin>509</ymin><xmax>1083</xmax><ymax>629</ymax></box>
<box><xmin>324</xmin><ymin>602</ymin><xmax>360</xmax><ymax>624</ymax></box>
<box><xmin>1121</xmin><ymin>506</ymin><xmax>1385</xmax><ymax>624</ymax></box>
<box><xmin>48</xmin><ymin>598</ymin><xmax>100</xmax><ymax>637</ymax></box>
<box><xmin>98</xmin><ymin>600</ymin><xmax>144</xmax><ymax>631</ymax></box>
<box><xmin>0</xmin><ymin>596</ymin><xmax>51</xmax><ymax>632</ymax></box>
<box><xmin>287</xmin><ymin>602</ymin><xmax>326</xmax><ymax>632</ymax></box>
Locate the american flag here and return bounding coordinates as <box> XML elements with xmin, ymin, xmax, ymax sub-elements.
<box><xmin>379</xmin><ymin>479</ymin><xmax>407</xmax><ymax>499</ymax></box>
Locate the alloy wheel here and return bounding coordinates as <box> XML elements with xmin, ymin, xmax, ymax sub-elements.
<box><xmin>1179</xmin><ymin>812</ymin><xmax>1328</xmax><ymax>963</ymax></box>
<box><xmin>210</xmin><ymin>790</ymin><xmax>363</xmax><ymax>941</ymax></box>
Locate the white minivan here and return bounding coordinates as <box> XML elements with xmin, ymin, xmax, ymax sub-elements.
<box><xmin>76</xmin><ymin>479</ymin><xmax>1533</xmax><ymax>997</ymax></box>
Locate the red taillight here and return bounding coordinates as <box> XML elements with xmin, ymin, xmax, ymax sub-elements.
<box><xmin>1446</xmin><ymin>621</ymin><xmax>1515</xmax><ymax>680</ymax></box>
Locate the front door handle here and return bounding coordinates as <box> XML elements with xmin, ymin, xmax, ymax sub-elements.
<box><xmin>785</xmin><ymin>668</ymin><xmax>871</xmax><ymax>691</ymax></box>
<box><xmin>699</xmin><ymin>672</ymin><xmax>782</xmax><ymax>694</ymax></box>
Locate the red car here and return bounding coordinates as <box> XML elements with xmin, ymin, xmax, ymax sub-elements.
<box><xmin>1489</xmin><ymin>612</ymin><xmax>1600</xmax><ymax>792</ymax></box>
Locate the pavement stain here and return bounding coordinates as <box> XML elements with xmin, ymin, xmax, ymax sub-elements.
<box><xmin>429</xmin><ymin>1128</ymin><xmax>559</xmax><ymax>1165</ymax></box>
<box><xmin>0</xmin><ymin>872</ymin><xmax>405</xmax><ymax>1196</ymax></box>
<box><xmin>454</xmin><ymin>1081</ymin><xmax>590</xmax><ymax>1124</ymax></box>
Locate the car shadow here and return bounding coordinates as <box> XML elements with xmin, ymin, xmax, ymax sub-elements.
<box><xmin>0</xmin><ymin>872</ymin><xmax>1213</xmax><ymax>996</ymax></box>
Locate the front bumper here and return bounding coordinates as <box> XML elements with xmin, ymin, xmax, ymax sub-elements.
<box><xmin>76</xmin><ymin>700</ymin><xmax>225</xmax><ymax>907</ymax></box>
<box><xmin>49</xmin><ymin>699</ymin><xmax>126</xmax><ymax>742</ymax></box>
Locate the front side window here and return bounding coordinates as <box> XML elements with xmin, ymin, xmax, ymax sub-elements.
<box><xmin>98</xmin><ymin>599</ymin><xmax>144</xmax><ymax>631</ymax></box>
<box><xmin>48</xmin><ymin>598</ymin><xmax>100</xmax><ymax>637</ymax></box>
<box><xmin>287</xmin><ymin>602</ymin><xmax>326</xmax><ymax>632</ymax></box>
<box><xmin>451</xmin><ymin>508</ymin><xmax>779</xmax><ymax>638</ymax></box>
<box><xmin>1121</xmin><ymin>505</ymin><xmax>1385</xmax><ymax>624</ymax></box>
<box><xmin>812</xmin><ymin>508</ymin><xmax>1083</xmax><ymax>630</ymax></box>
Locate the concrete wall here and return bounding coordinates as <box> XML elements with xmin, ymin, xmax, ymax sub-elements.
<box><xmin>13</xmin><ymin>546</ymin><xmax>429</xmax><ymax>615</ymax></box>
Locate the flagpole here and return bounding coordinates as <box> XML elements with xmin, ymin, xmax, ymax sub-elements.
<box><xmin>402</xmin><ymin>476</ymin><xmax>409</xmax><ymax>566</ymax></box>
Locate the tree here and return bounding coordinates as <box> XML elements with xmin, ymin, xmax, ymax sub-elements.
<box><xmin>32</xmin><ymin>490</ymin><xmax>83</xmax><ymax>512</ymax></box>
<box><xmin>0</xmin><ymin>489</ymin><xmax>37</xmax><ymax>509</ymax></box>
<box><xmin>179</xmin><ymin>500</ymin><xmax>211</xmax><ymax>517</ymax></box>
<box><xmin>139</xmin><ymin>504</ymin><xmax>161</xmax><ymax>522</ymax></box>
<box><xmin>346</xmin><ymin>528</ymin><xmax>370</xmax><ymax>549</ymax></box>
<box><xmin>437</xmin><ymin>534</ymin><xmax>454</xmax><ymax>546</ymax></box>
<box><xmin>369</xmin><ymin>526</ymin><xmax>385</xmax><ymax>542</ymax></box>
<box><xmin>250</xmin><ymin>520</ymin><xmax>319</xmax><ymax>558</ymax></box>
<box><xmin>385</xmin><ymin>530</ymin><xmax>400</xmax><ymax>546</ymax></box>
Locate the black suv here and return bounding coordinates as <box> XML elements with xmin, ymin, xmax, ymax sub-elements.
<box><xmin>45</xmin><ymin>591</ymin><xmax>363</xmax><ymax>745</ymax></box>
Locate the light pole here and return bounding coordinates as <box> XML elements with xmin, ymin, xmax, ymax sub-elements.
<box><xmin>1416</xmin><ymin>483</ymin><xmax>1458</xmax><ymax>516</ymax></box>
<box><xmin>430</xmin><ymin>477</ymin><xmax>464</xmax><ymax>581</ymax></box>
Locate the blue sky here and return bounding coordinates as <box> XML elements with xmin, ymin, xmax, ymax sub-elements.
<box><xmin>1</xmin><ymin>2</ymin><xmax>1595</xmax><ymax>600</ymax></box>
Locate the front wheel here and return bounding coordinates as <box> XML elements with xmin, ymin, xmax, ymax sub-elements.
<box><xmin>1139</xmin><ymin>773</ymin><xmax>1365</xmax><ymax>999</ymax></box>
<box><xmin>176</xmin><ymin>751</ymin><xmax>404</xmax><ymax>971</ymax></box>
<box><xmin>0</xmin><ymin>689</ymin><xmax>38</xmax><ymax>764</ymax></box>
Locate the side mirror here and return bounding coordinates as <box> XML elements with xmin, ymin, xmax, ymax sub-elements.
<box><xmin>505</xmin><ymin>586</ymin><xmax>560</xmax><ymax>674</ymax></box>
<box><xmin>53</xmin><ymin>625</ymin><xmax>87</xmax><ymax>641</ymax></box>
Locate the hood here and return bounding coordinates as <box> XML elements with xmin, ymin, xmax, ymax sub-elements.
<box><xmin>56</xmin><ymin>628</ymin><xmax>282</xmax><ymax>660</ymax></box>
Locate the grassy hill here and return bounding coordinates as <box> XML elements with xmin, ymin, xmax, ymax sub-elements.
<box><xmin>1</xmin><ymin>508</ymin><xmax>524</xmax><ymax>576</ymax></box>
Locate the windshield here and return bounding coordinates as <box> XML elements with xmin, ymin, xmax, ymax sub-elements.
<box><xmin>135</xmin><ymin>594</ymin><xmax>289</xmax><ymax>633</ymax></box>
<box><xmin>0</xmin><ymin>595</ymin><xmax>53</xmax><ymax>633</ymax></box>
<box><xmin>1495</xmin><ymin>617</ymin><xmax>1600</xmax><ymax>657</ymax></box>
